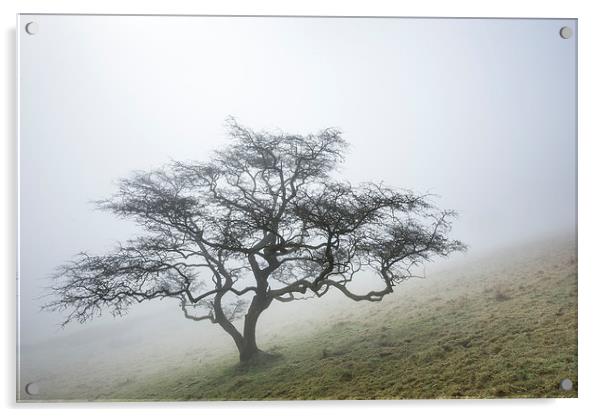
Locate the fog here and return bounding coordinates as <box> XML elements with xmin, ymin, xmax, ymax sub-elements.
<box><xmin>18</xmin><ymin>14</ymin><xmax>576</xmax><ymax>365</ymax></box>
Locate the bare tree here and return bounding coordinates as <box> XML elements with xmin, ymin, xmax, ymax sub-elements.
<box><xmin>46</xmin><ymin>119</ymin><xmax>465</xmax><ymax>363</ymax></box>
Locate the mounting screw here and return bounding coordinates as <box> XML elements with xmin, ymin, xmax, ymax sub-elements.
<box><xmin>559</xmin><ymin>378</ymin><xmax>573</xmax><ymax>391</ymax></box>
<box><xmin>559</xmin><ymin>26</ymin><xmax>573</xmax><ymax>39</ymax></box>
<box><xmin>25</xmin><ymin>22</ymin><xmax>38</xmax><ymax>35</ymax></box>
<box><xmin>25</xmin><ymin>382</ymin><xmax>40</xmax><ymax>395</ymax></box>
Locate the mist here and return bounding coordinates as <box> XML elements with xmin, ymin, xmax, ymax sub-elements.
<box><xmin>18</xmin><ymin>15</ymin><xmax>576</xmax><ymax>390</ymax></box>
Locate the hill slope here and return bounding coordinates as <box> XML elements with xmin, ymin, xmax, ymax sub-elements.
<box><xmin>118</xmin><ymin>237</ymin><xmax>578</xmax><ymax>400</ymax></box>
<box><xmin>20</xmin><ymin>236</ymin><xmax>577</xmax><ymax>400</ymax></box>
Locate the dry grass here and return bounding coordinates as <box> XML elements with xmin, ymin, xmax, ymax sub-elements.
<box><xmin>19</xmin><ymin>236</ymin><xmax>577</xmax><ymax>401</ymax></box>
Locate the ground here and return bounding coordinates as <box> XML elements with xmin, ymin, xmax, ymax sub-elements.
<box><xmin>19</xmin><ymin>235</ymin><xmax>577</xmax><ymax>401</ymax></box>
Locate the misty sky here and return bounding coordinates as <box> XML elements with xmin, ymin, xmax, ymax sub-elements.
<box><xmin>19</xmin><ymin>16</ymin><xmax>576</xmax><ymax>345</ymax></box>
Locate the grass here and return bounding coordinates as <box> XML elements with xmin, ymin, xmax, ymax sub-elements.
<box><xmin>111</xmin><ymin>238</ymin><xmax>577</xmax><ymax>400</ymax></box>
<box><xmin>20</xmin><ymin>237</ymin><xmax>577</xmax><ymax>401</ymax></box>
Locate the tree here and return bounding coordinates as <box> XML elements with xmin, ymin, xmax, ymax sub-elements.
<box><xmin>46</xmin><ymin>119</ymin><xmax>465</xmax><ymax>363</ymax></box>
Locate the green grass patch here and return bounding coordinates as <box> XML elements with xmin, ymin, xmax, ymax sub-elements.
<box><xmin>109</xmin><ymin>240</ymin><xmax>577</xmax><ymax>400</ymax></box>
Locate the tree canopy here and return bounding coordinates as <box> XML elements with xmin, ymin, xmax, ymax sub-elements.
<box><xmin>47</xmin><ymin>119</ymin><xmax>465</xmax><ymax>362</ymax></box>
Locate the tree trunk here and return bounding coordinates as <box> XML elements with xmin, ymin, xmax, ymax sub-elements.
<box><xmin>238</xmin><ymin>293</ymin><xmax>271</xmax><ymax>363</ymax></box>
<box><xmin>238</xmin><ymin>338</ymin><xmax>261</xmax><ymax>362</ymax></box>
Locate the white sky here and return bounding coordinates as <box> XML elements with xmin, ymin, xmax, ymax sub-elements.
<box><xmin>19</xmin><ymin>16</ymin><xmax>576</xmax><ymax>345</ymax></box>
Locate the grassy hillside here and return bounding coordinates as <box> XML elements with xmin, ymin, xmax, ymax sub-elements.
<box><xmin>118</xmin><ymin>237</ymin><xmax>577</xmax><ymax>400</ymax></box>
<box><xmin>20</xmin><ymin>236</ymin><xmax>577</xmax><ymax>401</ymax></box>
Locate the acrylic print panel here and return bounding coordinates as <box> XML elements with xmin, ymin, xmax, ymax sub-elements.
<box><xmin>17</xmin><ymin>15</ymin><xmax>577</xmax><ymax>401</ymax></box>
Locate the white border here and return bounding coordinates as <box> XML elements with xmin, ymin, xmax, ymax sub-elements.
<box><xmin>3</xmin><ymin>1</ymin><xmax>601</xmax><ymax>416</ymax></box>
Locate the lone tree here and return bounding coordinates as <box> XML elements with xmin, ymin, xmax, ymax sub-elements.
<box><xmin>47</xmin><ymin>120</ymin><xmax>465</xmax><ymax>363</ymax></box>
